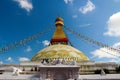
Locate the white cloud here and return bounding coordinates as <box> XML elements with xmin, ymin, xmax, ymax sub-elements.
<box><xmin>91</xmin><ymin>48</ymin><xmax>118</xmax><ymax>59</ymax></box>
<box><xmin>95</xmin><ymin>58</ymin><xmax>120</xmax><ymax>63</ymax></box>
<box><xmin>72</xmin><ymin>14</ymin><xmax>78</xmax><ymax>18</ymax></box>
<box><xmin>114</xmin><ymin>0</ymin><xmax>120</xmax><ymax>2</ymax></box>
<box><xmin>113</xmin><ymin>42</ymin><xmax>120</xmax><ymax>49</ymax></box>
<box><xmin>79</xmin><ymin>0</ymin><xmax>95</xmax><ymax>14</ymax></box>
<box><xmin>14</xmin><ymin>0</ymin><xmax>33</xmax><ymax>12</ymax></box>
<box><xmin>0</xmin><ymin>61</ymin><xmax>3</xmax><ymax>64</ymax></box>
<box><xmin>91</xmin><ymin>42</ymin><xmax>120</xmax><ymax>59</ymax></box>
<box><xmin>6</xmin><ymin>57</ymin><xmax>13</xmax><ymax>62</ymax></box>
<box><xmin>64</xmin><ymin>0</ymin><xmax>73</xmax><ymax>4</ymax></box>
<box><xmin>19</xmin><ymin>57</ymin><xmax>30</xmax><ymax>62</ymax></box>
<box><xmin>108</xmin><ymin>58</ymin><xmax>120</xmax><ymax>63</ymax></box>
<box><xmin>24</xmin><ymin>46</ymin><xmax>32</xmax><ymax>52</ymax></box>
<box><xmin>42</xmin><ymin>40</ymin><xmax>50</xmax><ymax>46</ymax></box>
<box><xmin>104</xmin><ymin>12</ymin><xmax>120</xmax><ymax>37</ymax></box>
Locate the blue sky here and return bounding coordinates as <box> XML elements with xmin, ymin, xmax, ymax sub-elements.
<box><xmin>0</xmin><ymin>0</ymin><xmax>120</xmax><ymax>64</ymax></box>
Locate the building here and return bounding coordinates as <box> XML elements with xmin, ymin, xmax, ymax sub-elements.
<box><xmin>0</xmin><ymin>17</ymin><xmax>119</xmax><ymax>80</ymax></box>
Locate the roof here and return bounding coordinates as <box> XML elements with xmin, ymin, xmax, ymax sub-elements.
<box><xmin>31</xmin><ymin>44</ymin><xmax>89</xmax><ymax>61</ymax></box>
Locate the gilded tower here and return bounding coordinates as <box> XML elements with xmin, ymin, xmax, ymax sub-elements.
<box><xmin>50</xmin><ymin>17</ymin><xmax>69</xmax><ymax>45</ymax></box>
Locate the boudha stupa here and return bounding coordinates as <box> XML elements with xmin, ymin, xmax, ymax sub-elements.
<box><xmin>31</xmin><ymin>16</ymin><xmax>89</xmax><ymax>62</ymax></box>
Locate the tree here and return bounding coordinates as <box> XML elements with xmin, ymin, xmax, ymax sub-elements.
<box><xmin>103</xmin><ymin>69</ymin><xmax>109</xmax><ymax>74</ymax></box>
<box><xmin>95</xmin><ymin>69</ymin><xmax>101</xmax><ymax>74</ymax></box>
<box><xmin>94</xmin><ymin>68</ymin><xmax>109</xmax><ymax>74</ymax></box>
<box><xmin>116</xmin><ymin>66</ymin><xmax>120</xmax><ymax>73</ymax></box>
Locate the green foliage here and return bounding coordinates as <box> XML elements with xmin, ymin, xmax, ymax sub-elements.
<box><xmin>116</xmin><ymin>66</ymin><xmax>120</xmax><ymax>73</ymax></box>
<box><xmin>104</xmin><ymin>69</ymin><xmax>109</xmax><ymax>74</ymax></box>
<box><xmin>94</xmin><ymin>69</ymin><xmax>101</xmax><ymax>74</ymax></box>
<box><xmin>94</xmin><ymin>68</ymin><xmax>109</xmax><ymax>74</ymax></box>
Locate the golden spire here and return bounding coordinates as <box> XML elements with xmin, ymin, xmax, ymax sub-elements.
<box><xmin>50</xmin><ymin>16</ymin><xmax>68</xmax><ymax>45</ymax></box>
<box><xmin>55</xmin><ymin>16</ymin><xmax>64</xmax><ymax>26</ymax></box>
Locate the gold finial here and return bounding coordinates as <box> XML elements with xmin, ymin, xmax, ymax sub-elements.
<box><xmin>55</xmin><ymin>16</ymin><xmax>64</xmax><ymax>26</ymax></box>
